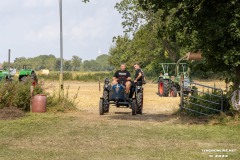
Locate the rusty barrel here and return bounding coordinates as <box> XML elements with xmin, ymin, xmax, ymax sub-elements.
<box><xmin>32</xmin><ymin>94</ymin><xmax>47</xmax><ymax>113</ymax></box>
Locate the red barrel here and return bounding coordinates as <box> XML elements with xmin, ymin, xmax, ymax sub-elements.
<box><xmin>32</xmin><ymin>94</ymin><xmax>47</xmax><ymax>113</ymax></box>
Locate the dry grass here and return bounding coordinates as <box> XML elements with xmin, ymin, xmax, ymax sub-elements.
<box><xmin>0</xmin><ymin>81</ymin><xmax>240</xmax><ymax>160</ymax></box>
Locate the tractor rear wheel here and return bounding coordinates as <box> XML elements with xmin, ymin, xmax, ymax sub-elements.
<box><xmin>170</xmin><ymin>87</ymin><xmax>177</xmax><ymax>97</ymax></box>
<box><xmin>136</xmin><ymin>90</ymin><xmax>143</xmax><ymax>114</ymax></box>
<box><xmin>131</xmin><ymin>99</ymin><xmax>137</xmax><ymax>115</ymax></box>
<box><xmin>99</xmin><ymin>99</ymin><xmax>104</xmax><ymax>115</ymax></box>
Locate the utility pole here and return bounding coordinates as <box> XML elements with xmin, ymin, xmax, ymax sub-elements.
<box><xmin>59</xmin><ymin>0</ymin><xmax>64</xmax><ymax>98</ymax></box>
<box><xmin>8</xmin><ymin>49</ymin><xmax>11</xmax><ymax>80</ymax></box>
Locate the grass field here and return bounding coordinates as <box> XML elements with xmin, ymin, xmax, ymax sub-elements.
<box><xmin>0</xmin><ymin>81</ymin><xmax>239</xmax><ymax>160</ymax></box>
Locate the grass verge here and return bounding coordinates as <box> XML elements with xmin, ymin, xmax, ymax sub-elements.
<box><xmin>0</xmin><ymin>112</ymin><xmax>239</xmax><ymax>160</ymax></box>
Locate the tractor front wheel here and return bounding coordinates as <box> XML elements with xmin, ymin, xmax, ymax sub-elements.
<box><xmin>103</xmin><ymin>90</ymin><xmax>110</xmax><ymax>113</ymax></box>
<box><xmin>99</xmin><ymin>99</ymin><xmax>104</xmax><ymax>115</ymax></box>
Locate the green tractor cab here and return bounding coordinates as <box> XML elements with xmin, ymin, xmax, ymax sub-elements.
<box><xmin>18</xmin><ymin>65</ymin><xmax>38</xmax><ymax>84</ymax></box>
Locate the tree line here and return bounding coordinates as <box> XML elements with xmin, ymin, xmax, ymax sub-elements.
<box><xmin>1</xmin><ymin>54</ymin><xmax>113</xmax><ymax>72</ymax></box>
<box><xmin>110</xmin><ymin>0</ymin><xmax>240</xmax><ymax>89</ymax></box>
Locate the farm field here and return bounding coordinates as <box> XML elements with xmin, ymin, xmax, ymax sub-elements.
<box><xmin>0</xmin><ymin>81</ymin><xmax>239</xmax><ymax>160</ymax></box>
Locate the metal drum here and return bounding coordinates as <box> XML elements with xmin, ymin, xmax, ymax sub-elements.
<box><xmin>32</xmin><ymin>94</ymin><xmax>47</xmax><ymax>113</ymax></box>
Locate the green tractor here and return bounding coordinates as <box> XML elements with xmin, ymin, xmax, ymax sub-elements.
<box><xmin>18</xmin><ymin>65</ymin><xmax>38</xmax><ymax>84</ymax></box>
<box><xmin>0</xmin><ymin>70</ymin><xmax>9</xmax><ymax>81</ymax></box>
<box><xmin>0</xmin><ymin>67</ymin><xmax>14</xmax><ymax>81</ymax></box>
<box><xmin>158</xmin><ymin>63</ymin><xmax>188</xmax><ymax>97</ymax></box>
<box><xmin>158</xmin><ymin>52</ymin><xmax>202</xmax><ymax>97</ymax></box>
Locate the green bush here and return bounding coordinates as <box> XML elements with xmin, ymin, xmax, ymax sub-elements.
<box><xmin>0</xmin><ymin>80</ymin><xmax>42</xmax><ymax>111</ymax></box>
<box><xmin>46</xmin><ymin>86</ymin><xmax>80</xmax><ymax>112</ymax></box>
<box><xmin>0</xmin><ymin>79</ymin><xmax>78</xmax><ymax>113</ymax></box>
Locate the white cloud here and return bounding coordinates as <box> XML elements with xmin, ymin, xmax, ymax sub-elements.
<box><xmin>26</xmin><ymin>25</ymin><xmax>59</xmax><ymax>41</ymax></box>
<box><xmin>70</xmin><ymin>16</ymin><xmax>106</xmax><ymax>41</ymax></box>
<box><xmin>0</xmin><ymin>0</ymin><xmax>123</xmax><ymax>62</ymax></box>
<box><xmin>23</xmin><ymin>0</ymin><xmax>55</xmax><ymax>8</ymax></box>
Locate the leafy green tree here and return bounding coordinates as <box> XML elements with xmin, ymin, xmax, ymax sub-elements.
<box><xmin>83</xmin><ymin>60</ymin><xmax>99</xmax><ymax>71</ymax></box>
<box><xmin>71</xmin><ymin>55</ymin><xmax>82</xmax><ymax>71</ymax></box>
<box><xmin>54</xmin><ymin>59</ymin><xmax>61</xmax><ymax>71</ymax></box>
<box><xmin>137</xmin><ymin>0</ymin><xmax>240</xmax><ymax>88</ymax></box>
<box><xmin>63</xmin><ymin>60</ymin><xmax>72</xmax><ymax>71</ymax></box>
<box><xmin>113</xmin><ymin>0</ymin><xmax>240</xmax><ymax>88</ymax></box>
<box><xmin>95</xmin><ymin>54</ymin><xmax>114</xmax><ymax>71</ymax></box>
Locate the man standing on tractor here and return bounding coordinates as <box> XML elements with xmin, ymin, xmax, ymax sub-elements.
<box><xmin>134</xmin><ymin>63</ymin><xmax>145</xmax><ymax>85</ymax></box>
<box><xmin>112</xmin><ymin>63</ymin><xmax>132</xmax><ymax>96</ymax></box>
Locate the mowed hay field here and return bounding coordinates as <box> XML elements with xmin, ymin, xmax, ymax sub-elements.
<box><xmin>0</xmin><ymin>81</ymin><xmax>240</xmax><ymax>160</ymax></box>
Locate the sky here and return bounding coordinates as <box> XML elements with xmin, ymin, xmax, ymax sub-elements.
<box><xmin>0</xmin><ymin>0</ymin><xmax>123</xmax><ymax>63</ymax></box>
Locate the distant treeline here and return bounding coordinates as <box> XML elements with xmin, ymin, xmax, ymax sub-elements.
<box><xmin>1</xmin><ymin>54</ymin><xmax>114</xmax><ymax>72</ymax></box>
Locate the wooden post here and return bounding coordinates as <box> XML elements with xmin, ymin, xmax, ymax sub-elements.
<box><xmin>30</xmin><ymin>86</ymin><xmax>34</xmax><ymax>112</ymax></box>
<box><xmin>99</xmin><ymin>76</ymin><xmax>101</xmax><ymax>92</ymax></box>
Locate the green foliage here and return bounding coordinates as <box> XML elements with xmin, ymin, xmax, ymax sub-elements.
<box><xmin>75</xmin><ymin>72</ymin><xmax>114</xmax><ymax>82</ymax></box>
<box><xmin>0</xmin><ymin>79</ymin><xmax>78</xmax><ymax>113</ymax></box>
<box><xmin>71</xmin><ymin>55</ymin><xmax>82</xmax><ymax>71</ymax></box>
<box><xmin>5</xmin><ymin>54</ymin><xmax>112</xmax><ymax>72</ymax></box>
<box><xmin>13</xmin><ymin>55</ymin><xmax>57</xmax><ymax>70</ymax></box>
<box><xmin>114</xmin><ymin>0</ymin><xmax>240</xmax><ymax>88</ymax></box>
<box><xmin>82</xmin><ymin>54</ymin><xmax>113</xmax><ymax>71</ymax></box>
<box><xmin>46</xmin><ymin>93</ymin><xmax>77</xmax><ymax>113</ymax></box>
<box><xmin>138</xmin><ymin>0</ymin><xmax>240</xmax><ymax>88</ymax></box>
<box><xmin>46</xmin><ymin>84</ymin><xmax>81</xmax><ymax>112</ymax></box>
<box><xmin>38</xmin><ymin>71</ymin><xmax>113</xmax><ymax>82</ymax></box>
<box><xmin>0</xmin><ymin>81</ymin><xmax>42</xmax><ymax>111</ymax></box>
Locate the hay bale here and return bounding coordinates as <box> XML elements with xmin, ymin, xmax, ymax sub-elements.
<box><xmin>41</xmin><ymin>69</ymin><xmax>50</xmax><ymax>75</ymax></box>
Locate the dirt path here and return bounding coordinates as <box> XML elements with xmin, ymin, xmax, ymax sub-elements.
<box><xmin>45</xmin><ymin>81</ymin><xmax>225</xmax><ymax>124</ymax></box>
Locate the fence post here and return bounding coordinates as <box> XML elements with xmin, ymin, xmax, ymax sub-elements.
<box><xmin>30</xmin><ymin>85</ymin><xmax>34</xmax><ymax>112</ymax></box>
<box><xmin>180</xmin><ymin>81</ymin><xmax>184</xmax><ymax>111</ymax></box>
<box><xmin>221</xmin><ymin>91</ymin><xmax>223</xmax><ymax>112</ymax></box>
<box><xmin>99</xmin><ymin>76</ymin><xmax>101</xmax><ymax>92</ymax></box>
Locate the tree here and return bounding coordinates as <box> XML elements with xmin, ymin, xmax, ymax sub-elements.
<box><xmin>138</xmin><ymin>0</ymin><xmax>240</xmax><ymax>89</ymax></box>
<box><xmin>63</xmin><ymin>60</ymin><xmax>72</xmax><ymax>71</ymax></box>
<box><xmin>71</xmin><ymin>55</ymin><xmax>82</xmax><ymax>71</ymax></box>
<box><xmin>96</xmin><ymin>54</ymin><xmax>113</xmax><ymax>71</ymax></box>
<box><xmin>82</xmin><ymin>60</ymin><xmax>99</xmax><ymax>71</ymax></box>
<box><xmin>114</xmin><ymin>0</ymin><xmax>240</xmax><ymax>88</ymax></box>
<box><xmin>54</xmin><ymin>59</ymin><xmax>61</xmax><ymax>71</ymax></box>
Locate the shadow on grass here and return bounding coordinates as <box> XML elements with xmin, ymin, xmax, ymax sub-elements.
<box><xmin>109</xmin><ymin>111</ymin><xmax>210</xmax><ymax>125</ymax></box>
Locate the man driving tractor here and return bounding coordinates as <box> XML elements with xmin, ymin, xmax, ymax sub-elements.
<box><xmin>112</xmin><ymin>63</ymin><xmax>132</xmax><ymax>97</ymax></box>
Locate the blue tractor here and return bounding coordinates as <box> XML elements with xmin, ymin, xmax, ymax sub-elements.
<box><xmin>99</xmin><ymin>78</ymin><xmax>143</xmax><ymax>115</ymax></box>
